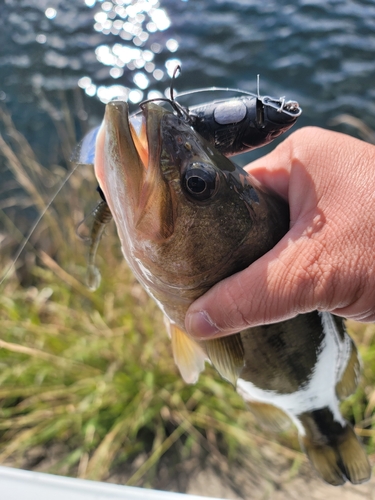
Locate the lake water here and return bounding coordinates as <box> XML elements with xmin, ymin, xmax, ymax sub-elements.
<box><xmin>1</xmin><ymin>0</ymin><xmax>375</xmax><ymax>167</ymax></box>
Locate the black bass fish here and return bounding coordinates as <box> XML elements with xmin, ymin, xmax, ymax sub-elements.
<box><xmin>93</xmin><ymin>100</ymin><xmax>371</xmax><ymax>486</ymax></box>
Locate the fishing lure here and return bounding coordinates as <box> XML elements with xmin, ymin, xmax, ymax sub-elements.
<box><xmin>141</xmin><ymin>70</ymin><xmax>302</xmax><ymax>157</ymax></box>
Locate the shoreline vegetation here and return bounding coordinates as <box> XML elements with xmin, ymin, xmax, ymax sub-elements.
<box><xmin>0</xmin><ymin>98</ymin><xmax>374</xmax><ymax>496</ymax></box>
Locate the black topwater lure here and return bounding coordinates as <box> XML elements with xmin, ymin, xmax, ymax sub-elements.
<box><xmin>140</xmin><ymin>69</ymin><xmax>301</xmax><ymax>157</ymax></box>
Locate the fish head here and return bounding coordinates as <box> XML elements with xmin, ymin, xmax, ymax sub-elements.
<box><xmin>95</xmin><ymin>100</ymin><xmax>288</xmax><ymax>320</ymax></box>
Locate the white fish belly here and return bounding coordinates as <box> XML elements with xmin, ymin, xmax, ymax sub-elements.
<box><xmin>236</xmin><ymin>312</ymin><xmax>351</xmax><ymax>433</ymax></box>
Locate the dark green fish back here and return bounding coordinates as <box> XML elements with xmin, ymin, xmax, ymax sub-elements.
<box><xmin>239</xmin><ymin>312</ymin><xmax>325</xmax><ymax>393</ymax></box>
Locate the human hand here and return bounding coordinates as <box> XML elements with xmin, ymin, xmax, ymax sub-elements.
<box><xmin>185</xmin><ymin>127</ymin><xmax>375</xmax><ymax>339</ymax></box>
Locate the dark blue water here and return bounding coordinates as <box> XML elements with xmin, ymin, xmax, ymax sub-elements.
<box><xmin>1</xmin><ymin>0</ymin><xmax>375</xmax><ymax>167</ymax></box>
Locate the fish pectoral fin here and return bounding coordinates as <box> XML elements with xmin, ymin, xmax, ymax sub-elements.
<box><xmin>167</xmin><ymin>321</ymin><xmax>207</xmax><ymax>384</ymax></box>
<box><xmin>204</xmin><ymin>334</ymin><xmax>244</xmax><ymax>386</ymax></box>
<box><xmin>246</xmin><ymin>401</ymin><xmax>292</xmax><ymax>432</ymax></box>
<box><xmin>336</xmin><ymin>340</ymin><xmax>361</xmax><ymax>400</ymax></box>
<box><xmin>300</xmin><ymin>425</ymin><xmax>371</xmax><ymax>486</ymax></box>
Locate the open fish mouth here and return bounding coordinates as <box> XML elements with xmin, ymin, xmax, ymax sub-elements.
<box><xmin>94</xmin><ymin>100</ymin><xmax>175</xmax><ymax>243</ymax></box>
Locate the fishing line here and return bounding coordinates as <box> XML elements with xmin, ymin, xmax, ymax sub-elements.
<box><xmin>0</xmin><ymin>163</ymin><xmax>80</xmax><ymax>286</ymax></box>
<box><xmin>175</xmin><ymin>86</ymin><xmax>258</xmax><ymax>99</ymax></box>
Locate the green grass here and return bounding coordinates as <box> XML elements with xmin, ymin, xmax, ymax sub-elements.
<box><xmin>0</xmin><ymin>100</ymin><xmax>374</xmax><ymax>491</ymax></box>
<box><xmin>1</xmin><ymin>250</ymin><xmax>293</xmax><ymax>487</ymax></box>
<box><xmin>2</xmin><ymin>237</ymin><xmax>301</xmax><ymax>486</ymax></box>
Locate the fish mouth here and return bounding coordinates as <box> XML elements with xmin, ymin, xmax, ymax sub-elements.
<box><xmin>94</xmin><ymin>100</ymin><xmax>175</xmax><ymax>242</ymax></box>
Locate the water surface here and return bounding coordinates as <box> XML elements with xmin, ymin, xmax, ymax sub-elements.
<box><xmin>1</xmin><ymin>0</ymin><xmax>374</xmax><ymax>165</ymax></box>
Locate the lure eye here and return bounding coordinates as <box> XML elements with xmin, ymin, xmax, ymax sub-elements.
<box><xmin>183</xmin><ymin>163</ymin><xmax>218</xmax><ymax>201</ymax></box>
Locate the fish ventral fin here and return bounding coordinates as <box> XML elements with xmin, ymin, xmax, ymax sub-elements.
<box><xmin>336</xmin><ymin>339</ymin><xmax>361</xmax><ymax>400</ymax></box>
<box><xmin>166</xmin><ymin>319</ymin><xmax>207</xmax><ymax>384</ymax></box>
<box><xmin>246</xmin><ymin>401</ymin><xmax>292</xmax><ymax>432</ymax></box>
<box><xmin>300</xmin><ymin>424</ymin><xmax>371</xmax><ymax>486</ymax></box>
<box><xmin>204</xmin><ymin>334</ymin><xmax>244</xmax><ymax>386</ymax></box>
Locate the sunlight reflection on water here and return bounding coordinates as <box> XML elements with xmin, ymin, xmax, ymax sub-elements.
<box><xmin>79</xmin><ymin>0</ymin><xmax>180</xmax><ymax>104</ymax></box>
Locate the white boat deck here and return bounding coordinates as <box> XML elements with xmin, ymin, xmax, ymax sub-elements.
<box><xmin>0</xmin><ymin>466</ymin><xmax>224</xmax><ymax>500</ymax></box>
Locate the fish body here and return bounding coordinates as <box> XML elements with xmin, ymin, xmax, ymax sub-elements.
<box><xmin>94</xmin><ymin>100</ymin><xmax>371</xmax><ymax>486</ymax></box>
<box><xmin>95</xmin><ymin>101</ymin><xmax>289</xmax><ymax>327</ymax></box>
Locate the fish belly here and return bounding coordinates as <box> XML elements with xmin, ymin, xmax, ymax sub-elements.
<box><xmin>237</xmin><ymin>312</ymin><xmax>347</xmax><ymax>431</ymax></box>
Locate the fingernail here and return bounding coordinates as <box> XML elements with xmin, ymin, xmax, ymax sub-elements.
<box><xmin>186</xmin><ymin>311</ymin><xmax>219</xmax><ymax>339</ymax></box>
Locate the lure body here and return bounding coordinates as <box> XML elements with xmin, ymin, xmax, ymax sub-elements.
<box><xmin>187</xmin><ymin>94</ymin><xmax>301</xmax><ymax>156</ymax></box>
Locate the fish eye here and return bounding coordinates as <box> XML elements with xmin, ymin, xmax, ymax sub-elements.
<box><xmin>183</xmin><ymin>162</ymin><xmax>218</xmax><ymax>201</ymax></box>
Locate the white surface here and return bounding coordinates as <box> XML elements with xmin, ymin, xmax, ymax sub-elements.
<box><xmin>0</xmin><ymin>466</ymin><xmax>224</xmax><ymax>500</ymax></box>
